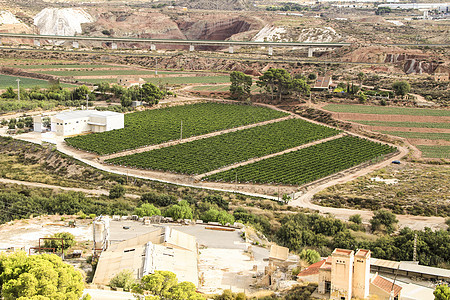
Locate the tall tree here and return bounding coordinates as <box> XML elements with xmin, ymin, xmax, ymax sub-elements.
<box><xmin>0</xmin><ymin>252</ymin><xmax>84</xmax><ymax>300</ymax></box>
<box><xmin>392</xmin><ymin>81</ymin><xmax>411</xmax><ymax>98</ymax></box>
<box><xmin>229</xmin><ymin>71</ymin><xmax>252</xmax><ymax>101</ymax></box>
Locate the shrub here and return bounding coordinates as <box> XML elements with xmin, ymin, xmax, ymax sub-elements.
<box><xmin>349</xmin><ymin>214</ymin><xmax>362</xmax><ymax>224</ymax></box>
<box><xmin>43</xmin><ymin>232</ymin><xmax>76</xmax><ymax>252</ymax></box>
<box><xmin>134</xmin><ymin>203</ymin><xmax>161</xmax><ymax>217</ymax></box>
<box><xmin>299</xmin><ymin>249</ymin><xmax>321</xmax><ymax>264</ymax></box>
<box><xmin>109</xmin><ymin>270</ymin><xmax>136</xmax><ymax>291</ymax></box>
<box><xmin>109</xmin><ymin>184</ymin><xmax>125</xmax><ymax>199</ymax></box>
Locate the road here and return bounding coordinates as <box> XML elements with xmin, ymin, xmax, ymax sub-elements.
<box><xmin>0</xmin><ymin>178</ymin><xmax>139</xmax><ymax>199</ymax></box>
<box><xmin>1</xmin><ymin>100</ymin><xmax>447</xmax><ymax>231</ymax></box>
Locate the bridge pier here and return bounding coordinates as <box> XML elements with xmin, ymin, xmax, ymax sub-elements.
<box><xmin>189</xmin><ymin>44</ymin><xmax>194</xmax><ymax>52</ymax></box>
<box><xmin>308</xmin><ymin>47</ymin><xmax>314</xmax><ymax>58</ymax></box>
<box><xmin>268</xmin><ymin>46</ymin><xmax>273</xmax><ymax>56</ymax></box>
<box><xmin>228</xmin><ymin>45</ymin><xmax>234</xmax><ymax>54</ymax></box>
<box><xmin>34</xmin><ymin>39</ymin><xmax>40</xmax><ymax>47</ymax></box>
<box><xmin>72</xmin><ymin>41</ymin><xmax>79</xmax><ymax>49</ymax></box>
<box><xmin>150</xmin><ymin>44</ymin><xmax>156</xmax><ymax>51</ymax></box>
<box><xmin>111</xmin><ymin>42</ymin><xmax>117</xmax><ymax>50</ymax></box>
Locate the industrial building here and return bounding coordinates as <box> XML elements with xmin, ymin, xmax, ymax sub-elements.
<box><xmin>92</xmin><ymin>226</ymin><xmax>198</xmax><ymax>287</ymax></box>
<box><xmin>298</xmin><ymin>248</ymin><xmax>449</xmax><ymax>300</ymax></box>
<box><xmin>33</xmin><ymin>110</ymin><xmax>124</xmax><ymax>136</ymax></box>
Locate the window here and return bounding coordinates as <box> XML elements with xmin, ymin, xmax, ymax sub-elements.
<box><xmin>76</xmin><ymin>121</ymin><xmax>79</xmax><ymax>124</ymax></box>
<box><xmin>325</xmin><ymin>281</ymin><xmax>331</xmax><ymax>293</ymax></box>
<box><xmin>124</xmin><ymin>249</ymin><xmax>135</xmax><ymax>253</ymax></box>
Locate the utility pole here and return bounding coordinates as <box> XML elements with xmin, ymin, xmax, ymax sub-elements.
<box><xmin>85</xmin><ymin>94</ymin><xmax>89</xmax><ymax>109</ymax></box>
<box><xmin>180</xmin><ymin>120</ymin><xmax>183</xmax><ymax>140</ymax></box>
<box><xmin>16</xmin><ymin>79</ymin><xmax>20</xmax><ymax>101</ymax></box>
<box><xmin>155</xmin><ymin>58</ymin><xmax>158</xmax><ymax>76</ymax></box>
<box><xmin>413</xmin><ymin>233</ymin><xmax>417</xmax><ymax>262</ymax></box>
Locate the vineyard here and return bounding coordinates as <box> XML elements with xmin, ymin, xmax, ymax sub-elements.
<box><xmin>106</xmin><ymin>119</ymin><xmax>340</xmax><ymax>174</ymax></box>
<box><xmin>205</xmin><ymin>136</ymin><xmax>396</xmax><ymax>185</ymax></box>
<box><xmin>65</xmin><ymin>102</ymin><xmax>288</xmax><ymax>155</ymax></box>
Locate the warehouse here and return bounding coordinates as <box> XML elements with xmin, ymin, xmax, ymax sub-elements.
<box><xmin>34</xmin><ymin>110</ymin><xmax>124</xmax><ymax>136</ymax></box>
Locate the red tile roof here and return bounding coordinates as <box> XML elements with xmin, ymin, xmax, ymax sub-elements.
<box><xmin>372</xmin><ymin>275</ymin><xmax>402</xmax><ymax>297</ymax></box>
<box><xmin>297</xmin><ymin>259</ymin><xmax>326</xmax><ymax>277</ymax></box>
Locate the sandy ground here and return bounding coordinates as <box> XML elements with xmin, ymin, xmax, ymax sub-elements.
<box><xmin>0</xmin><ymin>215</ymin><xmax>93</xmax><ymax>250</ymax></box>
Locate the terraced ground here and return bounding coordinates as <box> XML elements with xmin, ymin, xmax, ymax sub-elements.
<box><xmin>106</xmin><ymin>119</ymin><xmax>340</xmax><ymax>174</ymax></box>
<box><xmin>323</xmin><ymin>104</ymin><xmax>450</xmax><ymax>159</ymax></box>
<box><xmin>65</xmin><ymin>102</ymin><xmax>288</xmax><ymax>155</ymax></box>
<box><xmin>323</xmin><ymin>104</ymin><xmax>450</xmax><ymax>117</ymax></box>
<box><xmin>205</xmin><ymin>135</ymin><xmax>396</xmax><ymax>185</ymax></box>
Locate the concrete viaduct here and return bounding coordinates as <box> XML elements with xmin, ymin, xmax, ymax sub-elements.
<box><xmin>0</xmin><ymin>33</ymin><xmax>352</xmax><ymax>57</ymax></box>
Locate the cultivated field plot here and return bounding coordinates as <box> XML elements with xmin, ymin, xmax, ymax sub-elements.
<box><xmin>65</xmin><ymin>102</ymin><xmax>288</xmax><ymax>155</ymax></box>
<box><xmin>81</xmin><ymin>76</ymin><xmax>231</xmax><ymax>85</ymax></box>
<box><xmin>416</xmin><ymin>145</ymin><xmax>450</xmax><ymax>159</ymax></box>
<box><xmin>0</xmin><ymin>74</ymin><xmax>74</xmax><ymax>89</ymax></box>
<box><xmin>324</xmin><ymin>104</ymin><xmax>450</xmax><ymax>159</ymax></box>
<box><xmin>6</xmin><ymin>64</ymin><xmax>127</xmax><ymax>70</ymax></box>
<box><xmin>38</xmin><ymin>70</ymin><xmax>187</xmax><ymax>77</ymax></box>
<box><xmin>351</xmin><ymin>120</ymin><xmax>450</xmax><ymax>129</ymax></box>
<box><xmin>205</xmin><ymin>136</ymin><xmax>396</xmax><ymax>185</ymax></box>
<box><xmin>324</xmin><ymin>104</ymin><xmax>450</xmax><ymax>117</ymax></box>
<box><xmin>191</xmin><ymin>85</ymin><xmax>263</xmax><ymax>93</ymax></box>
<box><xmin>106</xmin><ymin>119</ymin><xmax>340</xmax><ymax>175</ymax></box>
<box><xmin>380</xmin><ymin>131</ymin><xmax>450</xmax><ymax>141</ymax></box>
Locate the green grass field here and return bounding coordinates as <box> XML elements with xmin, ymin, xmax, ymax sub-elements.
<box><xmin>0</xmin><ymin>75</ymin><xmax>74</xmax><ymax>89</ymax></box>
<box><xmin>80</xmin><ymin>76</ymin><xmax>231</xmax><ymax>85</ymax></box>
<box><xmin>192</xmin><ymin>84</ymin><xmax>263</xmax><ymax>93</ymax></box>
<box><xmin>38</xmin><ymin>70</ymin><xmax>188</xmax><ymax>77</ymax></box>
<box><xmin>324</xmin><ymin>104</ymin><xmax>450</xmax><ymax>117</ymax></box>
<box><xmin>350</xmin><ymin>120</ymin><xmax>450</xmax><ymax>129</ymax></box>
<box><xmin>416</xmin><ymin>145</ymin><xmax>450</xmax><ymax>159</ymax></box>
<box><xmin>380</xmin><ymin>131</ymin><xmax>450</xmax><ymax>141</ymax></box>
<box><xmin>66</xmin><ymin>102</ymin><xmax>288</xmax><ymax>155</ymax></box>
<box><xmin>7</xmin><ymin>64</ymin><xmax>127</xmax><ymax>70</ymax></box>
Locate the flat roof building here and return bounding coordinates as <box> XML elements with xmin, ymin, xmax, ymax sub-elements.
<box><xmin>92</xmin><ymin>227</ymin><xmax>198</xmax><ymax>288</ymax></box>
<box><xmin>33</xmin><ymin>110</ymin><xmax>124</xmax><ymax>136</ymax></box>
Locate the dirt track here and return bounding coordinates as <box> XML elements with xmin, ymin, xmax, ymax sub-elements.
<box><xmin>4</xmin><ymin>98</ymin><xmax>447</xmax><ymax>231</ymax></box>
<box><xmin>0</xmin><ymin>178</ymin><xmax>139</xmax><ymax>199</ymax></box>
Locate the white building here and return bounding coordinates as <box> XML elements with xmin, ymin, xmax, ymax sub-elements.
<box><xmin>34</xmin><ymin>110</ymin><xmax>124</xmax><ymax>136</ymax></box>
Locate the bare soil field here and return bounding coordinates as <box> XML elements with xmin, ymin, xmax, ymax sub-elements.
<box><xmin>329</xmin><ymin>112</ymin><xmax>450</xmax><ymax>123</ymax></box>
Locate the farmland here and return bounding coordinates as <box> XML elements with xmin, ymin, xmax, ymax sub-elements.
<box><xmin>80</xmin><ymin>76</ymin><xmax>231</xmax><ymax>85</ymax></box>
<box><xmin>324</xmin><ymin>104</ymin><xmax>450</xmax><ymax>159</ymax></box>
<box><xmin>416</xmin><ymin>145</ymin><xmax>450</xmax><ymax>159</ymax></box>
<box><xmin>380</xmin><ymin>131</ymin><xmax>450</xmax><ymax>141</ymax></box>
<box><xmin>65</xmin><ymin>102</ymin><xmax>288</xmax><ymax>155</ymax></box>
<box><xmin>0</xmin><ymin>74</ymin><xmax>74</xmax><ymax>90</ymax></box>
<box><xmin>6</xmin><ymin>64</ymin><xmax>128</xmax><ymax>70</ymax></box>
<box><xmin>205</xmin><ymin>136</ymin><xmax>396</xmax><ymax>185</ymax></box>
<box><xmin>323</xmin><ymin>104</ymin><xmax>450</xmax><ymax>117</ymax></box>
<box><xmin>38</xmin><ymin>70</ymin><xmax>188</xmax><ymax>77</ymax></box>
<box><xmin>106</xmin><ymin>119</ymin><xmax>340</xmax><ymax>175</ymax></box>
<box><xmin>350</xmin><ymin>120</ymin><xmax>450</xmax><ymax>129</ymax></box>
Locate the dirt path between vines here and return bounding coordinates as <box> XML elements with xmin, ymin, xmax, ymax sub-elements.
<box><xmin>5</xmin><ymin>98</ymin><xmax>447</xmax><ymax>231</ymax></box>
<box><xmin>100</xmin><ymin>115</ymin><xmax>294</xmax><ymax>161</ymax></box>
<box><xmin>0</xmin><ymin>178</ymin><xmax>139</xmax><ymax>199</ymax></box>
<box><xmin>195</xmin><ymin>133</ymin><xmax>345</xmax><ymax>179</ymax></box>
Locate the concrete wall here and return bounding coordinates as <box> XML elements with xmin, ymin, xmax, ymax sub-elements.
<box><xmin>52</xmin><ymin>116</ymin><xmax>90</xmax><ymax>136</ymax></box>
<box><xmin>331</xmin><ymin>253</ymin><xmax>354</xmax><ymax>300</ymax></box>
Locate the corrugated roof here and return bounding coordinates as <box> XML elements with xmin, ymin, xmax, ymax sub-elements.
<box><xmin>269</xmin><ymin>245</ymin><xmax>289</xmax><ymax>261</ymax></box>
<box><xmin>371</xmin><ymin>258</ymin><xmax>400</xmax><ymax>269</ymax></box>
<box><xmin>371</xmin><ymin>274</ymin><xmax>402</xmax><ymax>297</ymax></box>
<box><xmin>399</xmin><ymin>262</ymin><xmax>450</xmax><ymax>279</ymax></box>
